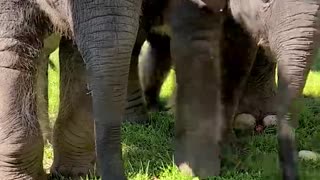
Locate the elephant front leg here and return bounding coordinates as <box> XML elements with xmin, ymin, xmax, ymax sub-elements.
<box><xmin>235</xmin><ymin>47</ymin><xmax>277</xmax><ymax>130</ymax></box>
<box><xmin>169</xmin><ymin>1</ymin><xmax>226</xmax><ymax>178</ymax></box>
<box><xmin>0</xmin><ymin>52</ymin><xmax>46</xmax><ymax>179</ymax></box>
<box><xmin>51</xmin><ymin>38</ymin><xmax>95</xmax><ymax>179</ymax></box>
<box><xmin>139</xmin><ymin>32</ymin><xmax>172</xmax><ymax>112</ymax></box>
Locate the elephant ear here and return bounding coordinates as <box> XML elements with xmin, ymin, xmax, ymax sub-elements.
<box><xmin>190</xmin><ymin>0</ymin><xmax>226</xmax><ymax>12</ymax></box>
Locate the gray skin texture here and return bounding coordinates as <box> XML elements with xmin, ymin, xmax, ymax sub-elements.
<box><xmin>167</xmin><ymin>1</ymin><xmax>229</xmax><ymax>178</ymax></box>
<box><xmin>0</xmin><ymin>0</ymin><xmax>142</xmax><ymax>180</ymax></box>
<box><xmin>50</xmin><ymin>1</ymin><xmax>170</xmax><ymax>178</ymax></box>
<box><xmin>230</xmin><ymin>1</ymin><xmax>320</xmax><ymax>179</ymax></box>
<box><xmin>1</xmin><ymin>1</ymin><xmax>317</xmax><ymax>180</ymax></box>
<box><xmin>48</xmin><ymin>33</ymin><xmax>160</xmax><ymax>178</ymax></box>
<box><xmin>51</xmin><ymin>36</ymin><xmax>96</xmax><ymax>178</ymax></box>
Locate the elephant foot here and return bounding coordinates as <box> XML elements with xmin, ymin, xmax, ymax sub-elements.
<box><xmin>51</xmin><ymin>116</ymin><xmax>96</xmax><ymax>179</ymax></box>
<box><xmin>51</xmin><ymin>164</ymin><xmax>95</xmax><ymax>180</ymax></box>
<box><xmin>175</xmin><ymin>139</ymin><xmax>221</xmax><ymax>178</ymax></box>
<box><xmin>51</xmin><ymin>131</ymin><xmax>96</xmax><ymax>179</ymax></box>
<box><xmin>0</xmin><ymin>138</ymin><xmax>46</xmax><ymax>180</ymax></box>
<box><xmin>175</xmin><ymin>149</ymin><xmax>221</xmax><ymax>178</ymax></box>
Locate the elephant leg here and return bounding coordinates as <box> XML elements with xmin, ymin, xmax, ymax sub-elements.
<box><xmin>123</xmin><ymin>22</ymin><xmax>152</xmax><ymax>124</ymax></box>
<box><xmin>221</xmin><ymin>13</ymin><xmax>258</xmax><ymax>139</ymax></box>
<box><xmin>235</xmin><ymin>47</ymin><xmax>277</xmax><ymax>129</ymax></box>
<box><xmin>169</xmin><ymin>1</ymin><xmax>226</xmax><ymax>178</ymax></box>
<box><xmin>138</xmin><ymin>32</ymin><xmax>172</xmax><ymax>112</ymax></box>
<box><xmin>0</xmin><ymin>2</ymin><xmax>49</xmax><ymax>179</ymax></box>
<box><xmin>51</xmin><ymin>37</ymin><xmax>95</xmax><ymax>179</ymax></box>
<box><xmin>0</xmin><ymin>59</ymin><xmax>47</xmax><ymax>180</ymax></box>
<box><xmin>0</xmin><ymin>54</ymin><xmax>46</xmax><ymax>180</ymax></box>
<box><xmin>124</xmin><ymin>47</ymin><xmax>149</xmax><ymax>123</ymax></box>
<box><xmin>268</xmin><ymin>3</ymin><xmax>320</xmax><ymax>179</ymax></box>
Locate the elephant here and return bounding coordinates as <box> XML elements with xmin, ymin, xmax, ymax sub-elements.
<box><xmin>0</xmin><ymin>1</ymin><xmax>255</xmax><ymax>179</ymax></box>
<box><xmin>1</xmin><ymin>0</ymin><xmax>317</xmax><ymax>180</ymax></box>
<box><xmin>47</xmin><ymin>5</ymin><xmax>275</xmax><ymax>179</ymax></box>
<box><xmin>0</xmin><ymin>0</ymin><xmax>144</xmax><ymax>179</ymax></box>
<box><xmin>50</xmin><ymin>1</ymin><xmax>232</xmax><ymax>179</ymax></box>
<box><xmin>171</xmin><ymin>0</ymin><xmax>320</xmax><ymax>179</ymax></box>
<box><xmin>164</xmin><ymin>0</ymin><xmax>320</xmax><ymax>179</ymax></box>
<box><xmin>138</xmin><ymin>34</ymin><xmax>277</xmax><ymax>131</ymax></box>
<box><xmin>228</xmin><ymin>1</ymin><xmax>320</xmax><ymax>178</ymax></box>
<box><xmin>48</xmin><ymin>34</ymin><xmax>156</xmax><ymax>178</ymax></box>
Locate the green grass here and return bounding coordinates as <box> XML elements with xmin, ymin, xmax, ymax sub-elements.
<box><xmin>45</xmin><ymin>48</ymin><xmax>320</xmax><ymax>180</ymax></box>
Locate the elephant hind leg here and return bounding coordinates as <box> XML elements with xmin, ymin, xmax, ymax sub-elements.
<box><xmin>124</xmin><ymin>44</ymin><xmax>149</xmax><ymax>124</ymax></box>
<box><xmin>139</xmin><ymin>32</ymin><xmax>172</xmax><ymax>112</ymax></box>
<box><xmin>51</xmin><ymin>37</ymin><xmax>95</xmax><ymax>179</ymax></box>
<box><xmin>235</xmin><ymin>47</ymin><xmax>277</xmax><ymax>130</ymax></box>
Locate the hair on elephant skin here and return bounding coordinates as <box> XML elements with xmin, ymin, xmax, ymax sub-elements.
<box><xmin>0</xmin><ymin>0</ymin><xmax>318</xmax><ymax>180</ymax></box>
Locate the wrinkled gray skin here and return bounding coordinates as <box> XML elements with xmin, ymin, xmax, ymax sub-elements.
<box><xmin>1</xmin><ymin>0</ymin><xmax>319</xmax><ymax>180</ymax></box>
<box><xmin>48</xmin><ymin>34</ymin><xmax>154</xmax><ymax>178</ymax></box>
<box><xmin>228</xmin><ymin>1</ymin><xmax>320</xmax><ymax>179</ymax></box>
<box><xmin>0</xmin><ymin>0</ymin><xmax>142</xmax><ymax>179</ymax></box>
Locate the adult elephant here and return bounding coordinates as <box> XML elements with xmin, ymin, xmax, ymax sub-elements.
<box><xmin>227</xmin><ymin>1</ymin><xmax>320</xmax><ymax>178</ymax></box>
<box><xmin>0</xmin><ymin>0</ymin><xmax>143</xmax><ymax>179</ymax></box>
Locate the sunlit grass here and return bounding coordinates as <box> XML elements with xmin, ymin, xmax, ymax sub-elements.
<box><xmin>304</xmin><ymin>71</ymin><xmax>320</xmax><ymax>97</ymax></box>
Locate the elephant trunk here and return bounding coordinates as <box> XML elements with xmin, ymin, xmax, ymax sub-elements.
<box><xmin>269</xmin><ymin>1</ymin><xmax>320</xmax><ymax>104</ymax></box>
<box><xmin>71</xmin><ymin>0</ymin><xmax>143</xmax><ymax>179</ymax></box>
<box><xmin>268</xmin><ymin>1</ymin><xmax>320</xmax><ymax>179</ymax></box>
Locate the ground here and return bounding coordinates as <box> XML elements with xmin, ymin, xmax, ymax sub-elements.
<box><xmin>44</xmin><ymin>49</ymin><xmax>320</xmax><ymax>180</ymax></box>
